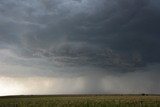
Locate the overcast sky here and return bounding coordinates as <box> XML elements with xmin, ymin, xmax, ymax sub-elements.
<box><xmin>0</xmin><ymin>0</ymin><xmax>160</xmax><ymax>95</ymax></box>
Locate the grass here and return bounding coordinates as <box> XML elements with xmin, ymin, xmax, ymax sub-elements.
<box><xmin>0</xmin><ymin>95</ymin><xmax>160</xmax><ymax>107</ymax></box>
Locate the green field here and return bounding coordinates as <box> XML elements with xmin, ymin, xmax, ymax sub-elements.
<box><xmin>0</xmin><ymin>95</ymin><xmax>160</xmax><ymax>107</ymax></box>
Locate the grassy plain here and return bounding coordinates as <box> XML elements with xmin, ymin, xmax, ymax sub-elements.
<box><xmin>0</xmin><ymin>95</ymin><xmax>160</xmax><ymax>107</ymax></box>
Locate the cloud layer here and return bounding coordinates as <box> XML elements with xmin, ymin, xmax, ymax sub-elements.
<box><xmin>0</xmin><ymin>0</ymin><xmax>160</xmax><ymax>95</ymax></box>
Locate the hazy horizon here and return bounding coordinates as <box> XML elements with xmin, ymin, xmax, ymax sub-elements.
<box><xmin>0</xmin><ymin>0</ymin><xmax>160</xmax><ymax>95</ymax></box>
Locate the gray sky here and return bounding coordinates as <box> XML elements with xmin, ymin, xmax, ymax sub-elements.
<box><xmin>0</xmin><ymin>0</ymin><xmax>160</xmax><ymax>95</ymax></box>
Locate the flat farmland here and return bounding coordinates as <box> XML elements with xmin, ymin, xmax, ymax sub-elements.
<box><xmin>0</xmin><ymin>95</ymin><xmax>160</xmax><ymax>107</ymax></box>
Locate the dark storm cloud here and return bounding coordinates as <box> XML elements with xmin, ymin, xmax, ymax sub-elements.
<box><xmin>23</xmin><ymin>0</ymin><xmax>159</xmax><ymax>67</ymax></box>
<box><xmin>0</xmin><ymin>0</ymin><xmax>160</xmax><ymax>71</ymax></box>
<box><xmin>0</xmin><ymin>0</ymin><xmax>160</xmax><ymax>70</ymax></box>
<box><xmin>0</xmin><ymin>0</ymin><xmax>160</xmax><ymax>94</ymax></box>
